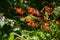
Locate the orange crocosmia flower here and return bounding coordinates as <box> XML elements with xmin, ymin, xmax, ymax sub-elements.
<box><xmin>34</xmin><ymin>12</ymin><xmax>40</xmax><ymax>17</ymax></box>
<box><xmin>30</xmin><ymin>9</ymin><xmax>40</xmax><ymax>17</ymax></box>
<box><xmin>25</xmin><ymin>18</ymin><xmax>33</xmax><ymax>23</ymax></box>
<box><xmin>31</xmin><ymin>22</ymin><xmax>36</xmax><ymax>27</ymax></box>
<box><xmin>27</xmin><ymin>7</ymin><xmax>40</xmax><ymax>16</ymax></box>
<box><xmin>30</xmin><ymin>11</ymin><xmax>39</xmax><ymax>16</ymax></box>
<box><xmin>27</xmin><ymin>23</ymin><xmax>31</xmax><ymax>26</ymax></box>
<box><xmin>43</xmin><ymin>22</ymin><xmax>49</xmax><ymax>29</ymax></box>
<box><xmin>43</xmin><ymin>26</ymin><xmax>50</xmax><ymax>32</ymax></box>
<box><xmin>44</xmin><ymin>22</ymin><xmax>49</xmax><ymax>27</ymax></box>
<box><xmin>45</xmin><ymin>6</ymin><xmax>52</xmax><ymax>13</ymax></box>
<box><xmin>31</xmin><ymin>22</ymin><xmax>39</xmax><ymax>27</ymax></box>
<box><xmin>16</xmin><ymin>8</ymin><xmax>25</xmax><ymax>15</ymax></box>
<box><xmin>43</xmin><ymin>16</ymin><xmax>47</xmax><ymax>20</ymax></box>
<box><xmin>27</xmin><ymin>7</ymin><xmax>34</xmax><ymax>13</ymax></box>
<box><xmin>31</xmin><ymin>10</ymin><xmax>36</xmax><ymax>15</ymax></box>
<box><xmin>43</xmin><ymin>22</ymin><xmax>50</xmax><ymax>32</ymax></box>
<box><xmin>20</xmin><ymin>10</ymin><xmax>25</xmax><ymax>15</ymax></box>
<box><xmin>16</xmin><ymin>8</ymin><xmax>21</xmax><ymax>13</ymax></box>
<box><xmin>35</xmin><ymin>23</ymin><xmax>39</xmax><ymax>27</ymax></box>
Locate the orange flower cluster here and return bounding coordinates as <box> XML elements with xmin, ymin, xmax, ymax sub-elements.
<box><xmin>16</xmin><ymin>8</ymin><xmax>25</xmax><ymax>15</ymax></box>
<box><xmin>43</xmin><ymin>22</ymin><xmax>50</xmax><ymax>32</ymax></box>
<box><xmin>15</xmin><ymin>6</ymin><xmax>40</xmax><ymax>17</ymax></box>
<box><xmin>25</xmin><ymin>18</ymin><xmax>39</xmax><ymax>27</ymax></box>
<box><xmin>27</xmin><ymin>7</ymin><xmax>40</xmax><ymax>16</ymax></box>
<box><xmin>45</xmin><ymin>6</ymin><xmax>52</xmax><ymax>13</ymax></box>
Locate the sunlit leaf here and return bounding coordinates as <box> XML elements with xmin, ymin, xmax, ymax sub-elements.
<box><xmin>8</xmin><ymin>32</ymin><xmax>14</xmax><ymax>40</ymax></box>
<box><xmin>37</xmin><ymin>31</ymin><xmax>46</xmax><ymax>40</ymax></box>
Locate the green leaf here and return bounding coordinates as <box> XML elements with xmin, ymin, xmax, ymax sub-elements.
<box><xmin>37</xmin><ymin>31</ymin><xmax>46</xmax><ymax>40</ymax></box>
<box><xmin>45</xmin><ymin>12</ymin><xmax>49</xmax><ymax>20</ymax></box>
<box><xmin>8</xmin><ymin>32</ymin><xmax>14</xmax><ymax>40</ymax></box>
<box><xmin>52</xmin><ymin>6</ymin><xmax>60</xmax><ymax>16</ymax></box>
<box><xmin>20</xmin><ymin>18</ymin><xmax>25</xmax><ymax>22</ymax></box>
<box><xmin>25</xmin><ymin>15</ymin><xmax>31</xmax><ymax>18</ymax></box>
<box><xmin>46</xmin><ymin>33</ymin><xmax>51</xmax><ymax>39</ymax></box>
<box><xmin>30</xmin><ymin>15</ymin><xmax>37</xmax><ymax>19</ymax></box>
<box><xmin>20</xmin><ymin>0</ymin><xmax>23</xmax><ymax>4</ymax></box>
